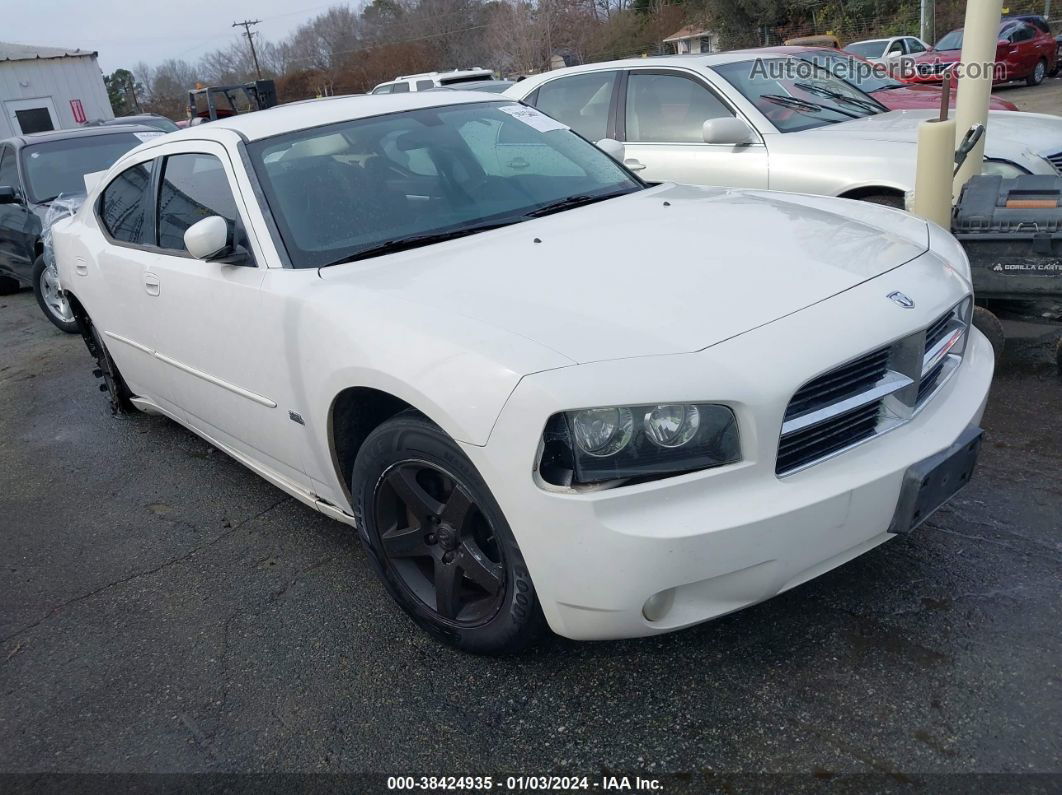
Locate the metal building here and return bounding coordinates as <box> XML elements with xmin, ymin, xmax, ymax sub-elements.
<box><xmin>0</xmin><ymin>42</ymin><xmax>113</xmax><ymax>139</ymax></box>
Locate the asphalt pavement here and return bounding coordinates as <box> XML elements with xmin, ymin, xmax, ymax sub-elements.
<box><xmin>1</xmin><ymin>290</ymin><xmax>1060</xmax><ymax>788</ymax></box>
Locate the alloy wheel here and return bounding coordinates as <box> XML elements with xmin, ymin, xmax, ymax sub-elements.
<box><xmin>373</xmin><ymin>461</ymin><xmax>506</xmax><ymax>625</ymax></box>
<box><xmin>39</xmin><ymin>264</ymin><xmax>73</xmax><ymax>324</ymax></box>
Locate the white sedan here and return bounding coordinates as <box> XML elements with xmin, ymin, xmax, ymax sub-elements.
<box><xmin>53</xmin><ymin>92</ymin><xmax>993</xmax><ymax>653</ymax></box>
<box><xmin>844</xmin><ymin>36</ymin><xmax>930</xmax><ymax>64</ymax></box>
<box><xmin>504</xmin><ymin>53</ymin><xmax>1061</xmax><ymax>205</ymax></box>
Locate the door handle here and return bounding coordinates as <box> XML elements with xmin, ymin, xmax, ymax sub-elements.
<box><xmin>74</xmin><ymin>258</ymin><xmax>88</xmax><ymax>276</ymax></box>
<box><xmin>624</xmin><ymin>158</ymin><xmax>646</xmax><ymax>172</ymax></box>
<box><xmin>144</xmin><ymin>272</ymin><xmax>160</xmax><ymax>296</ymax></box>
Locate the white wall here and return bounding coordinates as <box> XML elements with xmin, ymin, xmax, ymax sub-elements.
<box><xmin>0</xmin><ymin>54</ymin><xmax>113</xmax><ymax>139</ymax></box>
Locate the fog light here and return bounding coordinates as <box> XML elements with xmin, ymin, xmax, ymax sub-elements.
<box><xmin>642</xmin><ymin>588</ymin><xmax>675</xmax><ymax>622</ymax></box>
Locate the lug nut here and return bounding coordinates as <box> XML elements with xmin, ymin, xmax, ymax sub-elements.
<box><xmin>426</xmin><ymin>533</ymin><xmax>436</xmax><ymax>544</ymax></box>
<box><xmin>92</xmin><ymin>368</ymin><xmax>103</xmax><ymax>378</ymax></box>
<box><xmin>443</xmin><ymin>552</ymin><xmax>454</xmax><ymax>563</ymax></box>
<box><xmin>99</xmin><ymin>384</ymin><xmax>109</xmax><ymax>392</ymax></box>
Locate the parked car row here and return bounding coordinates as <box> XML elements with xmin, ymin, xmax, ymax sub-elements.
<box><xmin>847</xmin><ymin>14</ymin><xmax>1058</xmax><ymax>87</ymax></box>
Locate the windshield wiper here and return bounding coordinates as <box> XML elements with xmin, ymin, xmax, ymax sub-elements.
<box><xmin>319</xmin><ymin>220</ymin><xmax>519</xmax><ymax>267</ymax></box>
<box><xmin>524</xmin><ymin>189</ymin><xmax>635</xmax><ymax>219</ymax></box>
<box><xmin>792</xmin><ymin>83</ymin><xmax>879</xmax><ymax>115</ymax></box>
<box><xmin>760</xmin><ymin>94</ymin><xmax>856</xmax><ymax>118</ymax></box>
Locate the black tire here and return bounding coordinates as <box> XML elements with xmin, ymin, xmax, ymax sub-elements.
<box><xmin>80</xmin><ymin>313</ymin><xmax>134</xmax><ymax>415</ymax></box>
<box><xmin>857</xmin><ymin>193</ymin><xmax>905</xmax><ymax>209</ymax></box>
<box><xmin>1027</xmin><ymin>59</ymin><xmax>1047</xmax><ymax>87</ymax></box>
<box><xmin>351</xmin><ymin>411</ymin><xmax>545</xmax><ymax>654</ymax></box>
<box><xmin>973</xmin><ymin>306</ymin><xmax>1005</xmax><ymax>365</ymax></box>
<box><xmin>0</xmin><ymin>273</ymin><xmax>19</xmax><ymax>295</ymax></box>
<box><xmin>32</xmin><ymin>256</ymin><xmax>79</xmax><ymax>333</ymax></box>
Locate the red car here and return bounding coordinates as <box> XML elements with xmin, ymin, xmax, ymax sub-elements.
<box><xmin>909</xmin><ymin>17</ymin><xmax>1057</xmax><ymax>86</ymax></box>
<box><xmin>733</xmin><ymin>46</ymin><xmax>1019</xmax><ymax>111</ymax></box>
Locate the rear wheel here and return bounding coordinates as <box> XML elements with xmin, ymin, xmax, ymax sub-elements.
<box><xmin>32</xmin><ymin>256</ymin><xmax>79</xmax><ymax>333</ymax></box>
<box><xmin>1027</xmin><ymin>59</ymin><xmax>1047</xmax><ymax>87</ymax></box>
<box><xmin>0</xmin><ymin>274</ymin><xmax>19</xmax><ymax>295</ymax></box>
<box><xmin>351</xmin><ymin>412</ymin><xmax>545</xmax><ymax>654</ymax></box>
<box><xmin>80</xmin><ymin>313</ymin><xmax>134</xmax><ymax>415</ymax></box>
<box><xmin>973</xmin><ymin>306</ymin><xmax>1005</xmax><ymax>365</ymax></box>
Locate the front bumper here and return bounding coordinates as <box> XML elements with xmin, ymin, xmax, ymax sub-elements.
<box><xmin>462</xmin><ymin>259</ymin><xmax>993</xmax><ymax>641</ymax></box>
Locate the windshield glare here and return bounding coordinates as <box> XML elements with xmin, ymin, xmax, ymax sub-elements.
<box><xmin>248</xmin><ymin>101</ymin><xmax>641</xmax><ymax>268</ymax></box>
<box><xmin>21</xmin><ymin>133</ymin><xmax>147</xmax><ymax>203</ymax></box>
<box><xmin>714</xmin><ymin>58</ymin><xmax>883</xmax><ymax>132</ymax></box>
<box><xmin>935</xmin><ymin>30</ymin><xmax>963</xmax><ymax>50</ymax></box>
<box><xmin>797</xmin><ymin>51</ymin><xmax>903</xmax><ymax>93</ymax></box>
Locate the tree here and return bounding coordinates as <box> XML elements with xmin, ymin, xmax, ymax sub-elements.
<box><xmin>103</xmin><ymin>69</ymin><xmax>141</xmax><ymax>117</ymax></box>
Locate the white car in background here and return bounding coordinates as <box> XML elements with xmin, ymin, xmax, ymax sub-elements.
<box><xmin>504</xmin><ymin>53</ymin><xmax>1061</xmax><ymax>206</ymax></box>
<box><xmin>845</xmin><ymin>35</ymin><xmax>931</xmax><ymax>64</ymax></box>
<box><xmin>371</xmin><ymin>68</ymin><xmax>494</xmax><ymax>94</ymax></box>
<box><xmin>53</xmin><ymin>92</ymin><xmax>992</xmax><ymax>653</ymax></box>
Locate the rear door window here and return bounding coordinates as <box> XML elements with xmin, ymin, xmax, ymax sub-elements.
<box><xmin>532</xmin><ymin>71</ymin><xmax>617</xmax><ymax>142</ymax></box>
<box><xmin>99</xmin><ymin>161</ymin><xmax>155</xmax><ymax>245</ymax></box>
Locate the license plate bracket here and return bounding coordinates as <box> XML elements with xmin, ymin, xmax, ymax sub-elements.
<box><xmin>888</xmin><ymin>425</ymin><xmax>983</xmax><ymax>535</ymax></box>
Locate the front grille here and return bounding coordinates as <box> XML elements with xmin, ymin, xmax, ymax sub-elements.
<box><xmin>1046</xmin><ymin>151</ymin><xmax>1062</xmax><ymax>175</ymax></box>
<box><xmin>777</xmin><ymin>300</ymin><xmax>971</xmax><ymax>475</ymax></box>
<box><xmin>777</xmin><ymin>402</ymin><xmax>880</xmax><ymax>475</ymax></box>
<box><xmin>786</xmin><ymin>346</ymin><xmax>890</xmax><ymax>418</ymax></box>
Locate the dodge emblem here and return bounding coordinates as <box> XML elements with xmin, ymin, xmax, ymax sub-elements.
<box><xmin>887</xmin><ymin>291</ymin><xmax>915</xmax><ymax>309</ymax></box>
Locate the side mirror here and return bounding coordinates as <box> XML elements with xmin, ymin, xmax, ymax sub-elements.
<box><xmin>702</xmin><ymin>117</ymin><xmax>755</xmax><ymax>145</ymax></box>
<box><xmin>184</xmin><ymin>216</ymin><xmax>233</xmax><ymax>260</ymax></box>
<box><xmin>595</xmin><ymin>137</ymin><xmax>625</xmax><ymax>162</ymax></box>
<box><xmin>0</xmin><ymin>186</ymin><xmax>20</xmax><ymax>205</ymax></box>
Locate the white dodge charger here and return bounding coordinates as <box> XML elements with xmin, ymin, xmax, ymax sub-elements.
<box><xmin>53</xmin><ymin>92</ymin><xmax>993</xmax><ymax>653</ymax></box>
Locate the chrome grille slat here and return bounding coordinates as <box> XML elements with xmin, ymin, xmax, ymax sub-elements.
<box><xmin>786</xmin><ymin>347</ymin><xmax>890</xmax><ymax>417</ymax></box>
<box><xmin>777</xmin><ymin>299</ymin><xmax>971</xmax><ymax>476</ymax></box>
<box><xmin>1046</xmin><ymin>151</ymin><xmax>1062</xmax><ymax>175</ymax></box>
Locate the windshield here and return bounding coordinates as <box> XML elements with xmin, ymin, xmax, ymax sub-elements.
<box><xmin>248</xmin><ymin>101</ymin><xmax>642</xmax><ymax>268</ymax></box>
<box><xmin>21</xmin><ymin>132</ymin><xmax>151</xmax><ymax>203</ymax></box>
<box><xmin>714</xmin><ymin>58</ymin><xmax>885</xmax><ymax>133</ymax></box>
<box><xmin>844</xmin><ymin>41</ymin><xmax>888</xmax><ymax>58</ymax></box>
<box><xmin>796</xmin><ymin>51</ymin><xmax>904</xmax><ymax>93</ymax></box>
<box><xmin>935</xmin><ymin>30</ymin><xmax>963</xmax><ymax>50</ymax></box>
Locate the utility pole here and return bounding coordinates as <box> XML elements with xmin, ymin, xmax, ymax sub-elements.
<box><xmin>232</xmin><ymin>19</ymin><xmax>262</xmax><ymax>80</ymax></box>
<box><xmin>920</xmin><ymin>0</ymin><xmax>933</xmax><ymax>45</ymax></box>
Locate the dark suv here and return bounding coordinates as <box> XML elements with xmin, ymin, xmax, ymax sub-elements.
<box><xmin>0</xmin><ymin>125</ymin><xmax>156</xmax><ymax>331</ymax></box>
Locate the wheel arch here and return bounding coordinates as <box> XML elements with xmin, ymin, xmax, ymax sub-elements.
<box><xmin>838</xmin><ymin>185</ymin><xmax>906</xmax><ymax>202</ymax></box>
<box><xmin>327</xmin><ymin>386</ymin><xmax>424</xmax><ymax>506</ymax></box>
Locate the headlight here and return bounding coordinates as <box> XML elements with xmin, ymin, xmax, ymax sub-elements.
<box><xmin>982</xmin><ymin>158</ymin><xmax>1030</xmax><ymax>178</ymax></box>
<box><xmin>538</xmin><ymin>403</ymin><xmax>740</xmax><ymax>487</ymax></box>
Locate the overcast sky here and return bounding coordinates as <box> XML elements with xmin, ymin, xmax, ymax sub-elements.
<box><xmin>5</xmin><ymin>0</ymin><xmax>340</xmax><ymax>74</ymax></box>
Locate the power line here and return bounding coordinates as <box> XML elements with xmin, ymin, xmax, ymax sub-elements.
<box><xmin>233</xmin><ymin>19</ymin><xmax>263</xmax><ymax>80</ymax></box>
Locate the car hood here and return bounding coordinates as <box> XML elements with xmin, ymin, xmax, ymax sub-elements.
<box><xmin>808</xmin><ymin>109</ymin><xmax>1062</xmax><ymax>159</ymax></box>
<box><xmin>872</xmin><ymin>85</ymin><xmax>1017</xmax><ymax>111</ymax></box>
<box><xmin>320</xmin><ymin>184</ymin><xmax>929</xmax><ymax>365</ymax></box>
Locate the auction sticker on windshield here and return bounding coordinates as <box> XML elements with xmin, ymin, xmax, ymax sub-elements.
<box><xmin>498</xmin><ymin>104</ymin><xmax>569</xmax><ymax>132</ymax></box>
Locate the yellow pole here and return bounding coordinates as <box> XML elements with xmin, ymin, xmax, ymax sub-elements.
<box><xmin>912</xmin><ymin>118</ymin><xmax>957</xmax><ymax>228</ymax></box>
<box><xmin>952</xmin><ymin>0</ymin><xmax>1004</xmax><ymax>195</ymax></box>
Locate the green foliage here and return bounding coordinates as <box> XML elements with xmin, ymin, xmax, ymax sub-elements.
<box><xmin>103</xmin><ymin>69</ymin><xmax>140</xmax><ymax>117</ymax></box>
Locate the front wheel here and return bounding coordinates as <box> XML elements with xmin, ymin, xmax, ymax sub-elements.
<box><xmin>352</xmin><ymin>412</ymin><xmax>545</xmax><ymax>654</ymax></box>
<box><xmin>973</xmin><ymin>306</ymin><xmax>1005</xmax><ymax>365</ymax></box>
<box><xmin>32</xmin><ymin>256</ymin><xmax>79</xmax><ymax>333</ymax></box>
<box><xmin>1027</xmin><ymin>59</ymin><xmax>1047</xmax><ymax>87</ymax></box>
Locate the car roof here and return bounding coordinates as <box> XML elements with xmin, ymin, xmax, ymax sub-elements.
<box><xmin>513</xmin><ymin>51</ymin><xmax>785</xmax><ymax>83</ymax></box>
<box><xmin>2</xmin><ymin>123</ymin><xmax>158</xmax><ymax>147</ymax></box>
<box><xmin>160</xmin><ymin>91</ymin><xmax>509</xmax><ymax>142</ymax></box>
